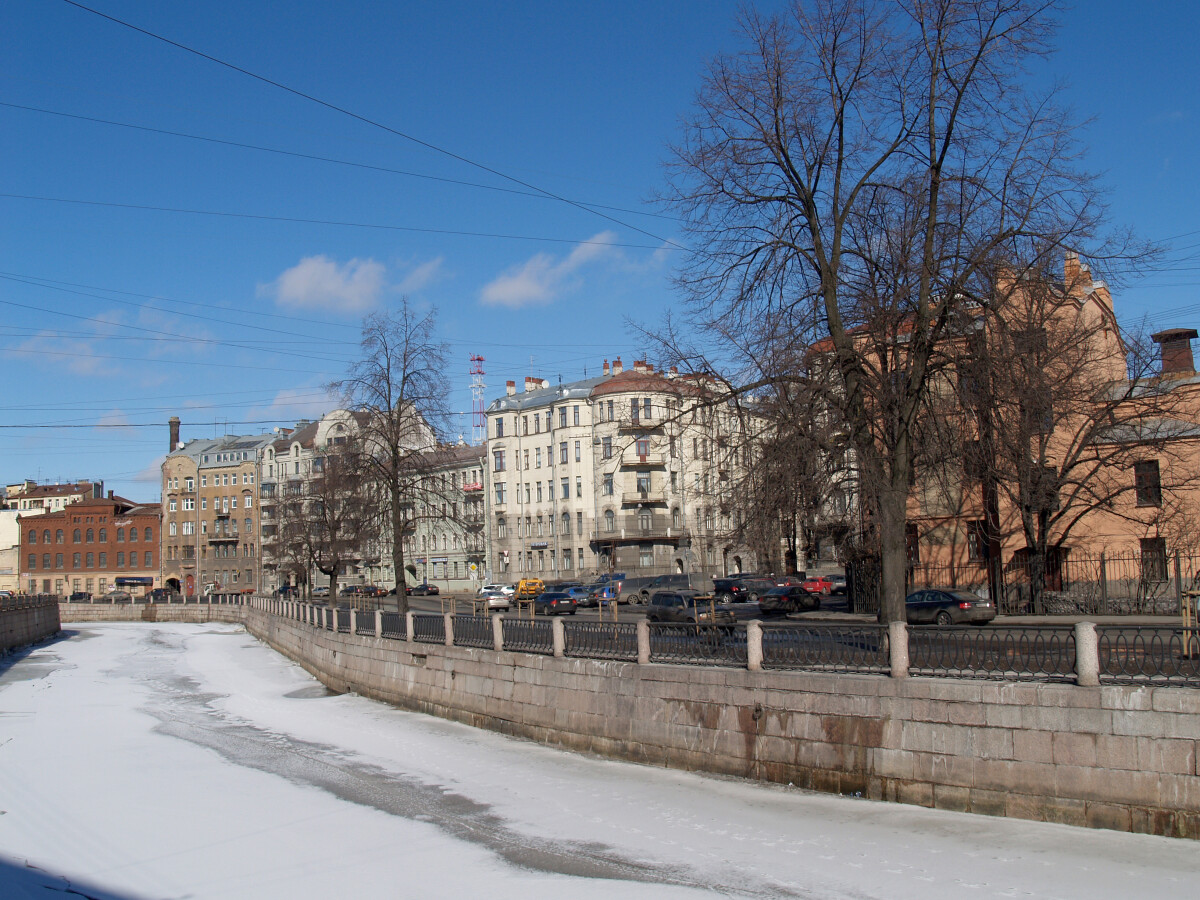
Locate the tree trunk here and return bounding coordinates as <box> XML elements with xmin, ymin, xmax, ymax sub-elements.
<box><xmin>390</xmin><ymin>489</ymin><xmax>409</xmax><ymax>616</ymax></box>
<box><xmin>877</xmin><ymin>483</ymin><xmax>909</xmax><ymax>624</ymax></box>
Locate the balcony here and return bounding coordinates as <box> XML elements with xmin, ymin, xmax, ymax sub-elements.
<box><xmin>616</xmin><ymin>415</ymin><xmax>664</xmax><ymax>432</ymax></box>
<box><xmin>462</xmin><ymin>481</ymin><xmax>484</xmax><ymax>493</ymax></box>
<box><xmin>592</xmin><ymin>514</ymin><xmax>687</xmax><ymax>544</ymax></box>
<box><xmin>621</xmin><ymin>487</ymin><xmax>667</xmax><ymax>505</ymax></box>
<box><xmin>619</xmin><ymin>451</ymin><xmax>665</xmax><ymax>467</ymax></box>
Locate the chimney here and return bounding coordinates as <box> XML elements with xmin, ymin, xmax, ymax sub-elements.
<box><xmin>633</xmin><ymin>359</ymin><xmax>647</xmax><ymax>373</ymax></box>
<box><xmin>602</xmin><ymin>359</ymin><xmax>610</xmax><ymax>376</ymax></box>
<box><xmin>506</xmin><ymin>380</ymin><xmax>516</xmax><ymax>396</ymax></box>
<box><xmin>169</xmin><ymin>416</ymin><xmax>180</xmax><ymax>453</ymax></box>
<box><xmin>612</xmin><ymin>357</ymin><xmax>623</xmax><ymax>375</ymax></box>
<box><xmin>1152</xmin><ymin>328</ymin><xmax>1199</xmax><ymax>377</ymax></box>
<box><xmin>108</xmin><ymin>490</ymin><xmax>114</xmax><ymax>499</ymax></box>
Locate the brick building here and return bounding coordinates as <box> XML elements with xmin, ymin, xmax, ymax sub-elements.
<box><xmin>18</xmin><ymin>495</ymin><xmax>160</xmax><ymax>596</ymax></box>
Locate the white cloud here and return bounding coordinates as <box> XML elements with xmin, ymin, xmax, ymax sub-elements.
<box><xmin>261</xmin><ymin>255</ymin><xmax>386</xmax><ymax>312</ymax></box>
<box><xmin>480</xmin><ymin>232</ymin><xmax>618</xmax><ymax>308</ymax></box>
<box><xmin>249</xmin><ymin>387</ymin><xmax>340</xmax><ymax>424</ymax></box>
<box><xmin>395</xmin><ymin>257</ymin><xmax>444</xmax><ymax>294</ymax></box>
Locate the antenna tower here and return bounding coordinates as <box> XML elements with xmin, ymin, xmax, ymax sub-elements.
<box><xmin>469</xmin><ymin>355</ymin><xmax>487</xmax><ymax>444</ymax></box>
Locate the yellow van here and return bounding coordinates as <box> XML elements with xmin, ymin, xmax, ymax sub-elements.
<box><xmin>515</xmin><ymin>577</ymin><xmax>545</xmax><ymax>598</ymax></box>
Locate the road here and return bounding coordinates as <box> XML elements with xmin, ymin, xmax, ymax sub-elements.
<box><xmin>2</xmin><ymin>622</ymin><xmax>1199</xmax><ymax>899</ymax></box>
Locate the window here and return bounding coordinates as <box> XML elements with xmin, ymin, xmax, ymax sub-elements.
<box><xmin>561</xmin><ymin>477</ymin><xmax>569</xmax><ymax>499</ymax></box>
<box><xmin>636</xmin><ymin>471</ymin><xmax>651</xmax><ymax>493</ymax></box>
<box><xmin>535</xmin><ymin>448</ymin><xmax>542</xmax><ymax>468</ymax></box>
<box><xmin>245</xmin><ymin>495</ymin><xmax>253</xmax><ymax>508</ymax></box>
<box><xmin>631</xmin><ymin>398</ymin><xmax>640</xmax><ymax>424</ymax></box>
<box><xmin>41</xmin><ymin>553</ymin><xmax>50</xmax><ymax>569</ymax></box>
<box><xmin>73</xmin><ymin>552</ymin><xmax>81</xmax><ymax>568</ymax></box>
<box><xmin>639</xmin><ymin>545</ymin><xmax>653</xmax><ymax>567</ymax></box>
<box><xmin>602</xmin><ymin>437</ymin><xmax>612</xmax><ymax>459</ymax></box>
<box><xmin>86</xmin><ymin>528</ymin><xmax>94</xmax><ymax>543</ymax></box>
<box><xmin>1141</xmin><ymin>537</ymin><xmax>1168</xmax><ymax>582</ymax></box>
<box><xmin>561</xmin><ymin>512</ymin><xmax>570</xmax><ymax>535</ymax></box>
<box><xmin>183</xmin><ymin>522</ymin><xmax>195</xmax><ymax>536</ymax></box>
<box><xmin>573</xmin><ymin>406</ymin><xmax>580</xmax><ymax>426</ymax></box>
<box><xmin>169</xmin><ymin>499</ymin><xmax>177</xmax><ymax>512</ymax></box>
<box><xmin>129</xmin><ymin>551</ymin><xmax>137</xmax><ymax>567</ymax></box>
<box><xmin>607</xmin><ymin>400</ymin><xmax>614</xmax><ymax>420</ymax></box>
<box><xmin>116</xmin><ymin>528</ymin><xmax>124</xmax><ymax>543</ymax></box>
<box><xmin>523</xmin><ymin>449</ymin><xmax>530</xmax><ymax>469</ymax></box>
<box><xmin>536</xmin><ymin>482</ymin><xmax>543</xmax><ymax>502</ymax></box>
<box><xmin>493</xmin><ymin>449</ymin><xmax>506</xmax><ymax>472</ymax></box>
<box><xmin>56</xmin><ymin>529</ymin><xmax>63</xmax><ymax>543</ymax></box>
<box><xmin>129</xmin><ymin>528</ymin><xmax>138</xmax><ymax>542</ymax></box>
<box><xmin>603</xmin><ymin>473</ymin><xmax>614</xmax><ymax>495</ymax></box>
<box><xmin>42</xmin><ymin>529</ymin><xmax>50</xmax><ymax>544</ymax></box>
<box><xmin>604</xmin><ymin>510</ymin><xmax>615</xmax><ymax>533</ymax></box>
<box><xmin>55</xmin><ymin>553</ymin><xmax>63</xmax><ymax>568</ymax></box>
<box><xmin>548</xmin><ymin>481</ymin><xmax>555</xmax><ymax>501</ymax></box>
<box><xmin>643</xmin><ymin>398</ymin><xmax>652</xmax><ymax>420</ymax></box>
<box><xmin>496</xmin><ymin>418</ymin><xmax>504</xmax><ymax>438</ymax></box>
<box><xmin>144</xmin><ymin>551</ymin><xmax>152</xmax><ymax>568</ymax></box>
<box><xmin>635</xmin><ymin>438</ymin><xmax>650</xmax><ymax>458</ymax></box>
<box><xmin>185</xmin><ymin>477</ymin><xmax>194</xmax><ymax>491</ymax></box>
<box><xmin>495</xmin><ymin>483</ymin><xmax>506</xmax><ymax>505</ymax></box>
<box><xmin>534</xmin><ymin>414</ymin><xmax>541</xmax><ymax>434</ymax></box>
<box><xmin>497</xmin><ymin>518</ymin><xmax>507</xmax><ymax>538</ymax></box>
<box><xmin>86</xmin><ymin>552</ymin><xmax>94</xmax><ymax>568</ymax></box>
<box><xmin>183</xmin><ymin>498</ymin><xmax>195</xmax><ymax>511</ymax></box>
<box><xmin>1135</xmin><ymin>461</ymin><xmax>1162</xmax><ymax>507</ymax></box>
<box><xmin>560</xmin><ymin>442</ymin><xmax>568</xmax><ymax>464</ymax></box>
<box><xmin>638</xmin><ymin>511</ymin><xmax>652</xmax><ymax>532</ymax></box>
<box><xmin>28</xmin><ymin>553</ymin><xmax>36</xmax><ymax>570</ymax></box>
<box><xmin>525</xmin><ymin>484</ymin><xmax>531</xmax><ymax>504</ymax></box>
<box><xmin>559</xmin><ymin>407</ymin><xmax>567</xmax><ymax>428</ymax></box>
<box><xmin>73</xmin><ymin>528</ymin><xmax>81</xmax><ymax>543</ymax></box>
<box><xmin>201</xmin><ymin>475</ymin><xmax>208</xmax><ymax>487</ymax></box>
<box><xmin>97</xmin><ymin>528</ymin><xmax>106</xmax><ymax>542</ymax></box>
<box><xmin>28</xmin><ymin>529</ymin><xmax>37</xmax><ymax>545</ymax></box>
<box><xmin>170</xmin><ymin>522</ymin><xmax>178</xmax><ymax>537</ymax></box>
<box><xmin>672</xmin><ymin>508</ymin><xmax>681</xmax><ymax>529</ymax></box>
<box><xmin>967</xmin><ymin>520</ymin><xmax>988</xmax><ymax>561</ymax></box>
<box><xmin>117</xmin><ymin>552</ymin><xmax>125</xmax><ymax>567</ymax></box>
<box><xmin>144</xmin><ymin>528</ymin><xmax>152</xmax><ymax>541</ymax></box>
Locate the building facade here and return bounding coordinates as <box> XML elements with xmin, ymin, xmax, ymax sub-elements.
<box><xmin>405</xmin><ymin>443</ymin><xmax>489</xmax><ymax>593</ymax></box>
<box><xmin>18</xmin><ymin>495</ymin><xmax>160</xmax><ymax>596</ymax></box>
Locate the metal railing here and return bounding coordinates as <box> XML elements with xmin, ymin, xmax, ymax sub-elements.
<box><xmin>411</xmin><ymin>613</ymin><xmax>446</xmax><ymax>644</ymax></box>
<box><xmin>355</xmin><ymin>613</ymin><xmax>376</xmax><ymax>637</ymax></box>
<box><xmin>502</xmin><ymin>618</ymin><xmax>554</xmax><ymax>655</ymax></box>
<box><xmin>379</xmin><ymin>611</ymin><xmax>406</xmax><ymax>640</ymax></box>
<box><xmin>1097</xmin><ymin>626</ymin><xmax>1200</xmax><ymax>685</ymax></box>
<box><xmin>453</xmin><ymin>614</ymin><xmax>493</xmax><ymax>649</ymax></box>
<box><xmin>761</xmin><ymin>624</ymin><xmax>890</xmax><ymax>674</ymax></box>
<box><xmin>336</xmin><ymin>608</ymin><xmax>351</xmax><ymax>634</ymax></box>
<box><xmin>648</xmin><ymin>623</ymin><xmax>746</xmax><ymax>667</ymax></box>
<box><xmin>563</xmin><ymin>620</ymin><xmax>639</xmax><ymax>661</ymax></box>
<box><xmin>908</xmin><ymin>625</ymin><xmax>1077</xmax><ymax>681</ymax></box>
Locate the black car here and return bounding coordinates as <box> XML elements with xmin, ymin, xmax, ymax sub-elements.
<box><xmin>645</xmin><ymin>590</ymin><xmax>735</xmax><ymax>624</ymax></box>
<box><xmin>532</xmin><ymin>591</ymin><xmax>577</xmax><ymax>615</ymax></box>
<box><xmin>712</xmin><ymin>577</ymin><xmax>776</xmax><ymax>603</ymax></box>
<box><xmin>903</xmin><ymin>589</ymin><xmax>996</xmax><ymax>625</ymax></box>
<box><xmin>410</xmin><ymin>584</ymin><xmax>440</xmax><ymax>596</ymax></box>
<box><xmin>68</xmin><ymin>591</ymin><xmax>92</xmax><ymax>602</ymax></box>
<box><xmin>759</xmin><ymin>585</ymin><xmax>820</xmax><ymax>615</ymax></box>
<box><xmin>148</xmin><ymin>588</ymin><xmax>175</xmax><ymax>603</ymax></box>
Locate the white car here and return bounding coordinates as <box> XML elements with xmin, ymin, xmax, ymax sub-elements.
<box><xmin>481</xmin><ymin>589</ymin><xmax>511</xmax><ymax>611</ymax></box>
<box><xmin>479</xmin><ymin>583</ymin><xmax>514</xmax><ymax>597</ymax></box>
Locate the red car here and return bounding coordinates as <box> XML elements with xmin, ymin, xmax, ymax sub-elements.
<box><xmin>802</xmin><ymin>575</ymin><xmax>834</xmax><ymax>595</ymax></box>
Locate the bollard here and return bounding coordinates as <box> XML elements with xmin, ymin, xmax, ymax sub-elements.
<box><xmin>1074</xmin><ymin>621</ymin><xmax>1100</xmax><ymax>686</ymax></box>
<box><xmin>375</xmin><ymin>608</ymin><xmax>383</xmax><ymax>638</ymax></box>
<box><xmin>350</xmin><ymin>608</ymin><xmax>357</xmax><ymax>634</ymax></box>
<box><xmin>637</xmin><ymin>619</ymin><xmax>650</xmax><ymax>665</ymax></box>
<box><xmin>406</xmin><ymin>611</ymin><xmax>416</xmax><ymax>644</ymax></box>
<box><xmin>444</xmin><ymin>613</ymin><xmax>454</xmax><ymax>647</ymax></box>
<box><xmin>492</xmin><ymin>613</ymin><xmax>504</xmax><ymax>652</ymax></box>
<box><xmin>746</xmin><ymin>620</ymin><xmax>763</xmax><ymax>671</ymax></box>
<box><xmin>552</xmin><ymin>617</ymin><xmax>565</xmax><ymax>658</ymax></box>
<box><xmin>888</xmin><ymin>621</ymin><xmax>909</xmax><ymax>679</ymax></box>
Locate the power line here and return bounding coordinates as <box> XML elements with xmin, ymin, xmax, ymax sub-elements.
<box><xmin>0</xmin><ymin>100</ymin><xmax>676</xmax><ymax>222</ymax></box>
<box><xmin>0</xmin><ymin>192</ymin><xmax>669</xmax><ymax>250</ymax></box>
<box><xmin>59</xmin><ymin>0</ymin><xmax>686</xmax><ymax>251</ymax></box>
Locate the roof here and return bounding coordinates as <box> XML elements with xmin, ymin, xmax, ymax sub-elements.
<box><xmin>590</xmin><ymin>368</ymin><xmax>685</xmax><ymax>398</ymax></box>
<box><xmin>486</xmin><ymin>374</ymin><xmax>610</xmax><ymax>414</ymax></box>
<box><xmin>10</xmin><ymin>481</ymin><xmax>99</xmax><ymax>499</ymax></box>
<box><xmin>168</xmin><ymin>433</ymin><xmax>276</xmax><ymax>464</ymax></box>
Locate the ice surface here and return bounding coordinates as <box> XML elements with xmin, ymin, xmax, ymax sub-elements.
<box><xmin>0</xmin><ymin>623</ymin><xmax>1196</xmax><ymax>899</ymax></box>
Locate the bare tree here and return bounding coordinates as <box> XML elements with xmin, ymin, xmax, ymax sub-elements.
<box><xmin>304</xmin><ymin>440</ymin><xmax>381</xmax><ymax>600</ymax></box>
<box><xmin>663</xmin><ymin>0</ymin><xmax>1130</xmax><ymax>620</ymax></box>
<box><xmin>331</xmin><ymin>301</ymin><xmax>450</xmax><ymax>614</ymax></box>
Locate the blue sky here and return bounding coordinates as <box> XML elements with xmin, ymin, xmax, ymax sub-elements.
<box><xmin>2</xmin><ymin>0</ymin><xmax>1198</xmax><ymax>502</ymax></box>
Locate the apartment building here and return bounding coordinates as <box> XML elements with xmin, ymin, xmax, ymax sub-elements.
<box><xmin>18</xmin><ymin>494</ymin><xmax>160</xmax><ymax>597</ymax></box>
<box><xmin>485</xmin><ymin>358</ymin><xmax>762</xmax><ymax>583</ymax></box>
<box><xmin>3</xmin><ymin>481</ymin><xmax>106</xmax><ymax>592</ymax></box>
<box><xmin>161</xmin><ymin>432</ymin><xmax>274</xmax><ymax>595</ymax></box>
<box><xmin>405</xmin><ymin>443</ymin><xmax>489</xmax><ymax>593</ymax></box>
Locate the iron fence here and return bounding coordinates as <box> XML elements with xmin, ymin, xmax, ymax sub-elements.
<box><xmin>453</xmin><ymin>614</ymin><xmax>494</xmax><ymax>649</ymax></box>
<box><xmin>502</xmin><ymin>618</ymin><xmax>554</xmax><ymax>654</ymax></box>
<box><xmin>648</xmin><ymin>623</ymin><xmax>747</xmax><ymax>667</ymax></box>
<box><xmin>336</xmin><ymin>608</ymin><xmax>351</xmax><ymax>634</ymax></box>
<box><xmin>379</xmin><ymin>611</ymin><xmax>406</xmax><ymax>640</ymax></box>
<box><xmin>907</xmin><ymin>625</ymin><xmax>1077</xmax><ymax>681</ymax></box>
<box><xmin>563</xmin><ymin>621</ymin><xmax>639</xmax><ymax>661</ymax></box>
<box><xmin>412</xmin><ymin>613</ymin><xmax>446</xmax><ymax>644</ymax></box>
<box><xmin>761</xmin><ymin>624</ymin><xmax>890</xmax><ymax>674</ymax></box>
<box><xmin>1097</xmin><ymin>626</ymin><xmax>1200</xmax><ymax>685</ymax></box>
<box><xmin>355</xmin><ymin>613</ymin><xmax>376</xmax><ymax>637</ymax></box>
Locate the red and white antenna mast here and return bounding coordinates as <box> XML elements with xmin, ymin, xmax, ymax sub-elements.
<box><xmin>469</xmin><ymin>355</ymin><xmax>486</xmax><ymax>445</ymax></box>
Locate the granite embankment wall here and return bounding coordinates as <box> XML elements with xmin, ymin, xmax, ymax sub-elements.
<box><xmin>1</xmin><ymin>598</ymin><xmax>61</xmax><ymax>654</ymax></box>
<box><xmin>57</xmin><ymin>600</ymin><xmax>1200</xmax><ymax>838</ymax></box>
<box><xmin>60</xmin><ymin>602</ymin><xmax>244</xmax><ymax>625</ymax></box>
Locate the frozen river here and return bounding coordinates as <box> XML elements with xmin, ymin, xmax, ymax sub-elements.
<box><xmin>1</xmin><ymin>623</ymin><xmax>1197</xmax><ymax>899</ymax></box>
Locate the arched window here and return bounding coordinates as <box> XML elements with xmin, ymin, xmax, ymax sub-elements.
<box><xmin>421</xmin><ymin>535</ymin><xmax>427</xmax><ymax>551</ymax></box>
<box><xmin>116</xmin><ymin>528</ymin><xmax>124</xmax><ymax>543</ymax></box>
<box><xmin>604</xmin><ymin>510</ymin><xmax>615</xmax><ymax>533</ymax></box>
<box><xmin>497</xmin><ymin>518</ymin><xmax>506</xmax><ymax>538</ymax></box>
<box><xmin>129</xmin><ymin>528</ymin><xmax>138</xmax><ymax>542</ymax></box>
<box><xmin>73</xmin><ymin>529</ymin><xmax>81</xmax><ymax>543</ymax></box>
<box><xmin>56</xmin><ymin>529</ymin><xmax>64</xmax><ymax>543</ymax></box>
<box><xmin>42</xmin><ymin>529</ymin><xmax>51</xmax><ymax>544</ymax></box>
<box><xmin>98</xmin><ymin>528</ymin><xmax>107</xmax><ymax>542</ymax></box>
<box><xmin>672</xmin><ymin>507</ymin><xmax>681</xmax><ymax>529</ymax></box>
<box><xmin>561</xmin><ymin>512</ymin><xmax>570</xmax><ymax>535</ymax></box>
<box><xmin>86</xmin><ymin>529</ymin><xmax>94</xmax><ymax>543</ymax></box>
<box><xmin>28</xmin><ymin>529</ymin><xmax>36</xmax><ymax>545</ymax></box>
<box><xmin>144</xmin><ymin>528</ymin><xmax>152</xmax><ymax>541</ymax></box>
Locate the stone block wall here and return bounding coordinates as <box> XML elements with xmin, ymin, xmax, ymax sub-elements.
<box><xmin>1</xmin><ymin>599</ymin><xmax>60</xmax><ymax>654</ymax></box>
<box><xmin>241</xmin><ymin>606</ymin><xmax>1200</xmax><ymax>839</ymax></box>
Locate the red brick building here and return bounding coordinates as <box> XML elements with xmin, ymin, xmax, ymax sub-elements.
<box><xmin>19</xmin><ymin>496</ymin><xmax>161</xmax><ymax>597</ymax></box>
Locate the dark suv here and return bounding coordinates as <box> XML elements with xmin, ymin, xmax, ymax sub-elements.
<box><xmin>712</xmin><ymin>577</ymin><xmax>776</xmax><ymax>603</ymax></box>
<box><xmin>645</xmin><ymin>590</ymin><xmax>735</xmax><ymax>624</ymax></box>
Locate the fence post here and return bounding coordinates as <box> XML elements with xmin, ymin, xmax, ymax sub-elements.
<box><xmin>375</xmin><ymin>609</ymin><xmax>383</xmax><ymax>638</ymax></box>
<box><xmin>492</xmin><ymin>613</ymin><xmax>504</xmax><ymax>652</ymax></box>
<box><xmin>1175</xmin><ymin>551</ymin><xmax>1184</xmax><ymax>616</ymax></box>
<box><xmin>1074</xmin><ymin>621</ymin><xmax>1100</xmax><ymax>686</ymax></box>
<box><xmin>349</xmin><ymin>608</ymin><xmax>357</xmax><ymax>634</ymax></box>
<box><xmin>746</xmin><ymin>620</ymin><xmax>763</xmax><ymax>672</ymax></box>
<box><xmin>1099</xmin><ymin>552</ymin><xmax>1109</xmax><ymax>616</ymax></box>
<box><xmin>636</xmin><ymin>619</ymin><xmax>650</xmax><ymax>665</ymax></box>
<box><xmin>550</xmin><ymin>617</ymin><xmax>565</xmax><ymax>658</ymax></box>
<box><xmin>406</xmin><ymin>611</ymin><xmax>416</xmax><ymax>644</ymax></box>
<box><xmin>444</xmin><ymin>613</ymin><xmax>454</xmax><ymax>647</ymax></box>
<box><xmin>888</xmin><ymin>621</ymin><xmax>909</xmax><ymax>679</ymax></box>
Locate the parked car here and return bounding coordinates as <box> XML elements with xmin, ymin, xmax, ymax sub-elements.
<box><xmin>583</xmin><ymin>583</ymin><xmax>620</xmax><ymax>606</ymax></box>
<box><xmin>481</xmin><ymin>590</ymin><xmax>510</xmax><ymax>611</ymax></box>
<box><xmin>759</xmin><ymin>585</ymin><xmax>820</xmax><ymax>615</ymax></box>
<box><xmin>827</xmin><ymin>574</ymin><xmax>847</xmax><ymax>596</ymax></box>
<box><xmin>627</xmin><ymin>573</ymin><xmax>711</xmax><ymax>604</ymax></box>
<box><xmin>903</xmin><ymin>589</ymin><xmax>995</xmax><ymax>625</ymax></box>
<box><xmin>147</xmin><ymin>587</ymin><xmax>175</xmax><ymax>603</ymax></box>
<box><xmin>802</xmin><ymin>575</ymin><xmax>836</xmax><ymax>595</ymax></box>
<box><xmin>712</xmin><ymin>577</ymin><xmax>776</xmax><ymax>603</ymax></box>
<box><xmin>532</xmin><ymin>591</ymin><xmax>577</xmax><ymax>615</ymax></box>
<box><xmin>102</xmin><ymin>590</ymin><xmax>133</xmax><ymax>603</ymax></box>
<box><xmin>644</xmin><ymin>590</ymin><xmax>735</xmax><ymax>624</ymax></box>
<box><xmin>312</xmin><ymin>586</ymin><xmax>330</xmax><ymax>598</ymax></box>
<box><xmin>68</xmin><ymin>590</ymin><xmax>92</xmax><ymax>602</ymax></box>
<box><xmin>563</xmin><ymin>585</ymin><xmax>592</xmax><ymax>604</ymax></box>
<box><xmin>410</xmin><ymin>583</ymin><xmax>440</xmax><ymax>596</ymax></box>
<box><xmin>515</xmin><ymin>577</ymin><xmax>545</xmax><ymax>599</ymax></box>
<box><xmin>773</xmin><ymin>572</ymin><xmax>808</xmax><ymax>587</ymax></box>
<box><xmin>479</xmin><ymin>583</ymin><xmax>514</xmax><ymax>597</ymax></box>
